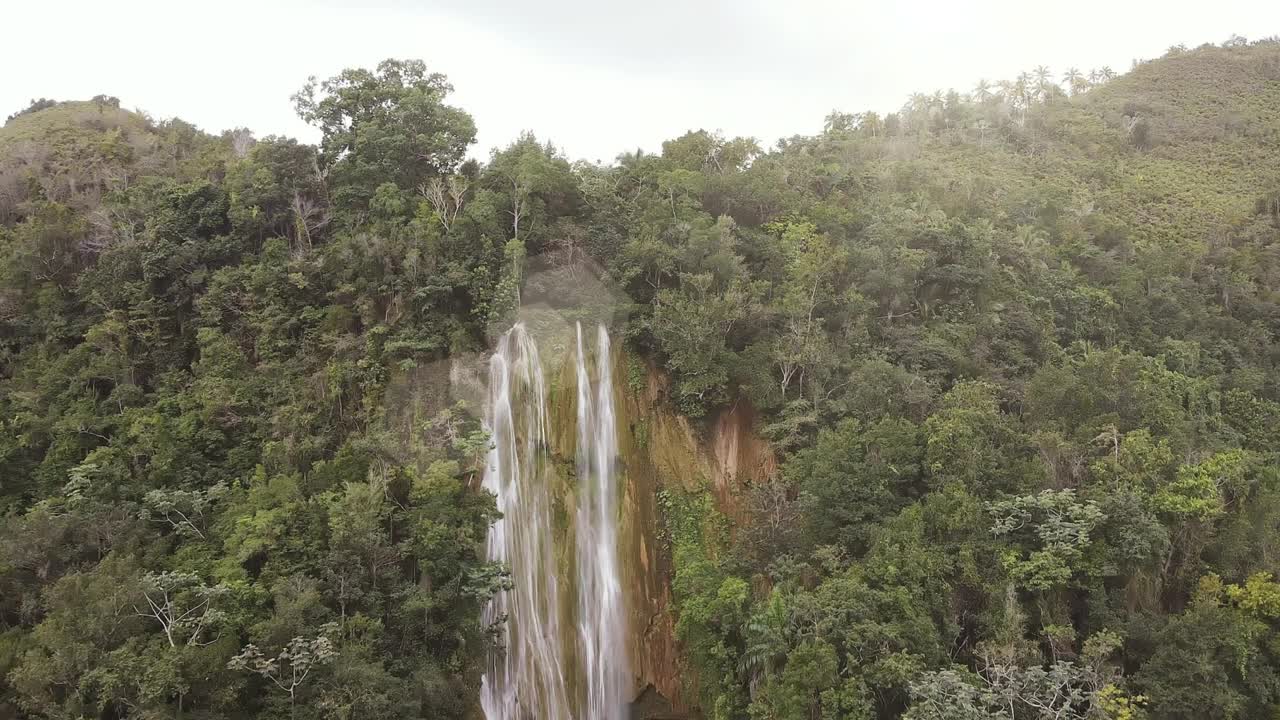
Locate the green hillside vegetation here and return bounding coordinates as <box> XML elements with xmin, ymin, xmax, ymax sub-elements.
<box><xmin>2</xmin><ymin>37</ymin><xmax>1280</xmax><ymax>719</ymax></box>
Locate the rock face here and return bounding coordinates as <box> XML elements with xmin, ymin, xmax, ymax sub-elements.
<box><xmin>606</xmin><ymin>350</ymin><xmax>776</xmax><ymax>714</ymax></box>
<box><xmin>431</xmin><ymin>320</ymin><xmax>776</xmax><ymax>719</ymax></box>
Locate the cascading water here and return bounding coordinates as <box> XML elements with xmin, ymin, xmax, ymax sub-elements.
<box><xmin>480</xmin><ymin>324</ymin><xmax>573</xmax><ymax>720</ymax></box>
<box><xmin>574</xmin><ymin>322</ymin><xmax>632</xmax><ymax>720</ymax></box>
<box><xmin>479</xmin><ymin>321</ymin><xmax>631</xmax><ymax>720</ymax></box>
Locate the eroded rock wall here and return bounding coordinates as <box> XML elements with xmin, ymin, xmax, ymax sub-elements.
<box><xmin>606</xmin><ymin>351</ymin><xmax>776</xmax><ymax>714</ymax></box>
<box><xmin>453</xmin><ymin>331</ymin><xmax>775</xmax><ymax>717</ymax></box>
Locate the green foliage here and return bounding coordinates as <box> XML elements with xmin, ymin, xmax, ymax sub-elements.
<box><xmin>0</xmin><ymin>65</ymin><xmax>500</xmax><ymax>718</ymax></box>
<box><xmin>292</xmin><ymin>59</ymin><xmax>475</xmax><ymax>218</ymax></box>
<box><xmin>227</xmin><ymin>623</ymin><xmax>337</xmax><ymax>706</ymax></box>
<box><xmin>1133</xmin><ymin>597</ymin><xmax>1275</xmax><ymax>719</ymax></box>
<box><xmin>1153</xmin><ymin>449</ymin><xmax>1249</xmax><ymax>520</ymax></box>
<box><xmin>660</xmin><ymin>486</ymin><xmax>745</xmax><ymax>717</ymax></box>
<box><xmin>789</xmin><ymin>417</ymin><xmax>923</xmax><ymax>554</ymax></box>
<box><xmin>5</xmin><ymin>38</ymin><xmax>1280</xmax><ymax>720</ymax></box>
<box><xmin>989</xmin><ymin>489</ymin><xmax>1105</xmax><ymax>591</ymax></box>
<box><xmin>643</xmin><ymin>39</ymin><xmax>1280</xmax><ymax>720</ymax></box>
<box><xmin>1221</xmin><ymin>572</ymin><xmax>1280</xmax><ymax>619</ymax></box>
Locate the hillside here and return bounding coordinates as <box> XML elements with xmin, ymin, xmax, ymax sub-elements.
<box><xmin>2</xmin><ymin>40</ymin><xmax>1280</xmax><ymax>720</ymax></box>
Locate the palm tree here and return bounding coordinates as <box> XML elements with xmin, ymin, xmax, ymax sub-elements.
<box><xmin>973</xmin><ymin>78</ymin><xmax>994</xmax><ymax>103</ymax></box>
<box><xmin>739</xmin><ymin>593</ymin><xmax>793</xmax><ymax>697</ymax></box>
<box><xmin>1014</xmin><ymin>225</ymin><xmax>1049</xmax><ymax>258</ymax></box>
<box><xmin>996</xmin><ymin>79</ymin><xmax>1016</xmax><ymax>102</ymax></box>
<box><xmin>1062</xmin><ymin>67</ymin><xmax>1085</xmax><ymax>96</ymax></box>
<box><xmin>1099</xmin><ymin>66</ymin><xmax>1117</xmax><ymax>82</ymax></box>
<box><xmin>861</xmin><ymin>112</ymin><xmax>883</xmax><ymax>138</ymax></box>
<box><xmin>1015</xmin><ymin>72</ymin><xmax>1033</xmax><ymax>104</ymax></box>
<box><xmin>823</xmin><ymin>110</ymin><xmax>855</xmax><ymax>134</ymax></box>
<box><xmin>903</xmin><ymin>93</ymin><xmax>930</xmax><ymax>135</ymax></box>
<box><xmin>1012</xmin><ymin>73</ymin><xmax>1034</xmax><ymax>126</ymax></box>
<box><xmin>1033</xmin><ymin>65</ymin><xmax>1053</xmax><ymax>98</ymax></box>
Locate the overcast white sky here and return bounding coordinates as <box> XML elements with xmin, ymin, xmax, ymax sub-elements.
<box><xmin>4</xmin><ymin>0</ymin><xmax>1278</xmax><ymax>162</ymax></box>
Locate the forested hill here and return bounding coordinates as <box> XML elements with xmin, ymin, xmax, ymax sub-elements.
<box><xmin>3</xmin><ymin>36</ymin><xmax>1280</xmax><ymax>720</ymax></box>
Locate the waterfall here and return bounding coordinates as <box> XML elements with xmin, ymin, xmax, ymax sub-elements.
<box><xmin>480</xmin><ymin>324</ymin><xmax>573</xmax><ymax>720</ymax></box>
<box><xmin>574</xmin><ymin>322</ymin><xmax>632</xmax><ymax>720</ymax></box>
<box><xmin>478</xmin><ymin>321</ymin><xmax>631</xmax><ymax>720</ymax></box>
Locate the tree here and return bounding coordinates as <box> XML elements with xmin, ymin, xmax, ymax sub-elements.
<box><xmin>228</xmin><ymin>624</ymin><xmax>338</xmax><ymax>715</ymax></box>
<box><xmin>764</xmin><ymin>220</ymin><xmax>848</xmax><ymax>402</ymax></box>
<box><xmin>133</xmin><ymin>571</ymin><xmax>229</xmax><ymax>649</ymax></box>
<box><xmin>1134</xmin><ymin>591</ymin><xmax>1270</xmax><ymax>719</ymax></box>
<box><xmin>789</xmin><ymin>417</ymin><xmax>923</xmax><ymax>554</ymax></box>
<box><xmin>973</xmin><ymin>79</ymin><xmax>994</xmax><ymax>103</ymax></box>
<box><xmin>924</xmin><ymin>382</ymin><xmax>1029</xmax><ymax>495</ymax></box>
<box><xmin>224</xmin><ymin>136</ymin><xmax>326</xmax><ymax>245</ymax></box>
<box><xmin>419</xmin><ymin>174</ymin><xmax>469</xmax><ymax>231</ymax></box>
<box><xmin>773</xmin><ymin>640</ymin><xmax>840</xmax><ymax>720</ymax></box>
<box><xmin>482</xmin><ymin>132</ymin><xmax>578</xmax><ymax>251</ymax></box>
<box><xmin>988</xmin><ymin>490</ymin><xmax>1105</xmax><ymax>591</ymax></box>
<box><xmin>6</xmin><ymin>97</ymin><xmax>58</xmax><ymax>122</ymax></box>
<box><xmin>1062</xmin><ymin>68</ymin><xmax>1087</xmax><ymax>95</ymax></box>
<box><xmin>1033</xmin><ymin>65</ymin><xmax>1054</xmax><ymax>98</ymax></box>
<box><xmin>141</xmin><ymin>482</ymin><xmax>227</xmax><ymax>540</ymax></box>
<box><xmin>906</xmin><ymin>631</ymin><xmax>1133</xmax><ymax>720</ymax></box>
<box><xmin>293</xmin><ymin>59</ymin><xmax>476</xmax><ymax>217</ymax></box>
<box><xmin>652</xmin><ymin>271</ymin><xmax>753</xmax><ymax>415</ymax></box>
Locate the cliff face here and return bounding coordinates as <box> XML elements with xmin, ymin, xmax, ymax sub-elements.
<box><xmin>606</xmin><ymin>351</ymin><xmax>776</xmax><ymax>714</ymax></box>
<box><xmin>445</xmin><ymin>327</ymin><xmax>774</xmax><ymax>717</ymax></box>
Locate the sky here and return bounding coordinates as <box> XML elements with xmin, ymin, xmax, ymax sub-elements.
<box><xmin>4</xmin><ymin>0</ymin><xmax>1278</xmax><ymax>163</ymax></box>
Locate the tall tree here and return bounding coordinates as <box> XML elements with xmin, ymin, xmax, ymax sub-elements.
<box><xmin>293</xmin><ymin>59</ymin><xmax>476</xmax><ymax>218</ymax></box>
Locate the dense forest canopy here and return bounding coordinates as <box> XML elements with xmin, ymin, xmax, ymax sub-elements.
<box><xmin>3</xmin><ymin>36</ymin><xmax>1280</xmax><ymax>719</ymax></box>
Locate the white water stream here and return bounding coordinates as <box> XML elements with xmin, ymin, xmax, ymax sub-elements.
<box><xmin>479</xmin><ymin>322</ymin><xmax>631</xmax><ymax>720</ymax></box>
<box><xmin>574</xmin><ymin>322</ymin><xmax>632</xmax><ymax>720</ymax></box>
<box><xmin>480</xmin><ymin>325</ymin><xmax>573</xmax><ymax>720</ymax></box>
